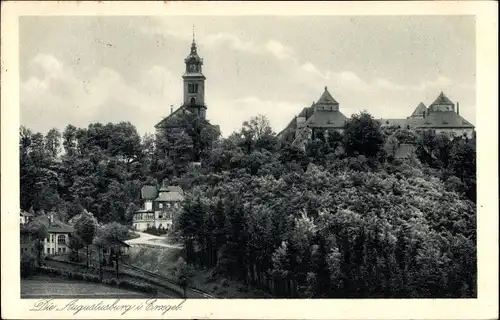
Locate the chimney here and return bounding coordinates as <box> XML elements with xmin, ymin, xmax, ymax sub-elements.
<box><xmin>49</xmin><ymin>214</ymin><xmax>54</xmax><ymax>224</ymax></box>
<box><xmin>170</xmin><ymin>105</ymin><xmax>174</xmax><ymax>114</ymax></box>
<box><xmin>456</xmin><ymin>102</ymin><xmax>460</xmax><ymax>115</ymax></box>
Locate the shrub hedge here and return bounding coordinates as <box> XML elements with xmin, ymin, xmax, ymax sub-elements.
<box><xmin>36</xmin><ymin>266</ymin><xmax>157</xmax><ymax>295</ymax></box>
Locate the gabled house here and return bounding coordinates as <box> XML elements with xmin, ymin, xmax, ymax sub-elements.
<box><xmin>132</xmin><ymin>184</ymin><xmax>185</xmax><ymax>232</ymax></box>
<box><xmin>24</xmin><ymin>214</ymin><xmax>74</xmax><ymax>256</ymax></box>
<box><xmin>20</xmin><ymin>210</ymin><xmax>34</xmax><ymax>225</ymax></box>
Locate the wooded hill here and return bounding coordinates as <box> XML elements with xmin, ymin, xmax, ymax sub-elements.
<box><xmin>20</xmin><ymin>111</ymin><xmax>476</xmax><ymax>298</ymax></box>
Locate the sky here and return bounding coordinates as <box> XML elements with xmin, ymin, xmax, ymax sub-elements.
<box><xmin>19</xmin><ymin>15</ymin><xmax>476</xmax><ymax>137</ymax></box>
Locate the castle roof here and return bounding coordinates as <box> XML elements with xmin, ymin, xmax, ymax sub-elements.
<box><xmin>303</xmin><ymin>110</ymin><xmax>347</xmax><ymax>128</ymax></box>
<box><xmin>429</xmin><ymin>92</ymin><xmax>454</xmax><ymax>107</ymax></box>
<box><xmin>418</xmin><ymin>111</ymin><xmax>474</xmax><ymax>129</ymax></box>
<box><xmin>316</xmin><ymin>87</ymin><xmax>339</xmax><ymax>105</ymax></box>
<box><xmin>379</xmin><ymin>118</ymin><xmax>422</xmax><ymax>128</ymax></box>
<box><xmin>410</xmin><ymin>102</ymin><xmax>427</xmax><ymax>117</ymax></box>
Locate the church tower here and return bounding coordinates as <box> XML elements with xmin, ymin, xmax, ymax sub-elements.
<box><xmin>182</xmin><ymin>31</ymin><xmax>207</xmax><ymax>119</ymax></box>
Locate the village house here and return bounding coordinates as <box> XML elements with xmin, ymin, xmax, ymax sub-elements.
<box><xmin>23</xmin><ymin>214</ymin><xmax>74</xmax><ymax>256</ymax></box>
<box><xmin>20</xmin><ymin>210</ymin><xmax>34</xmax><ymax>225</ymax></box>
<box><xmin>132</xmin><ymin>184</ymin><xmax>185</xmax><ymax>232</ymax></box>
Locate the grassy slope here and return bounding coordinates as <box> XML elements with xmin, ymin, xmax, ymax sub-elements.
<box><xmin>127</xmin><ymin>247</ymin><xmax>271</xmax><ymax>298</ymax></box>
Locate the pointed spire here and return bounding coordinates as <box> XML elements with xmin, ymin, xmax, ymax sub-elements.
<box><xmin>190</xmin><ymin>25</ymin><xmax>197</xmax><ymax>54</ymax></box>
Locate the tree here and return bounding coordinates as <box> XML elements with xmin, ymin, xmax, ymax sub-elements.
<box><xmin>63</xmin><ymin>124</ymin><xmax>78</xmax><ymax>156</ymax></box>
<box><xmin>240</xmin><ymin>115</ymin><xmax>275</xmax><ymax>153</ymax></box>
<box><xmin>98</xmin><ymin>222</ymin><xmax>129</xmax><ymax>278</ymax></box>
<box><xmin>68</xmin><ymin>234</ymin><xmax>85</xmax><ymax>262</ymax></box>
<box><xmin>25</xmin><ymin>220</ymin><xmax>48</xmax><ymax>266</ymax></box>
<box><xmin>45</xmin><ymin>128</ymin><xmax>62</xmax><ymax>158</ymax></box>
<box><xmin>343</xmin><ymin>111</ymin><xmax>384</xmax><ymax>159</ymax></box>
<box><xmin>74</xmin><ymin>214</ymin><xmax>97</xmax><ymax>267</ymax></box>
<box><xmin>173</xmin><ymin>257</ymin><xmax>194</xmax><ymax>298</ymax></box>
<box><xmin>125</xmin><ymin>203</ymin><xmax>139</xmax><ymax>225</ymax></box>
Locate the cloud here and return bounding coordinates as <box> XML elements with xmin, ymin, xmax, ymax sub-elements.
<box><xmin>265</xmin><ymin>40</ymin><xmax>295</xmax><ymax>61</ymax></box>
<box><xmin>205</xmin><ymin>32</ymin><xmax>261</xmax><ymax>54</ymax></box>
<box><xmin>21</xmin><ymin>53</ymin><xmax>178</xmax><ymax>135</ymax></box>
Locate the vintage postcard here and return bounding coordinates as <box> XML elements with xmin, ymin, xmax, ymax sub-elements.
<box><xmin>1</xmin><ymin>1</ymin><xmax>498</xmax><ymax>319</ymax></box>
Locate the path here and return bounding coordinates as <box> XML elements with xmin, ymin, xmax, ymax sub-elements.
<box><xmin>125</xmin><ymin>231</ymin><xmax>183</xmax><ymax>249</ymax></box>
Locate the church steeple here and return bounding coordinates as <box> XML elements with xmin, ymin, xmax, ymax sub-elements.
<box><xmin>182</xmin><ymin>27</ymin><xmax>206</xmax><ymax>119</ymax></box>
<box><xmin>190</xmin><ymin>25</ymin><xmax>197</xmax><ymax>55</ymax></box>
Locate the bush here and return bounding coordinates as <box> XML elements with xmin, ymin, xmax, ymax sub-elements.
<box><xmin>144</xmin><ymin>226</ymin><xmax>168</xmax><ymax>236</ymax></box>
<box><xmin>114</xmin><ymin>279</ymin><xmax>158</xmax><ymax>295</ymax></box>
<box><xmin>103</xmin><ymin>278</ymin><xmax>118</xmax><ymax>286</ymax></box>
<box><xmin>36</xmin><ymin>266</ymin><xmax>100</xmax><ymax>283</ymax></box>
<box><xmin>21</xmin><ymin>252</ymin><xmax>37</xmax><ymax>278</ymax></box>
<box><xmin>221</xmin><ymin>279</ymin><xmax>230</xmax><ymax>287</ymax></box>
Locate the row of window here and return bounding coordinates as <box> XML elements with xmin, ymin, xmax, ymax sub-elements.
<box><xmin>45</xmin><ymin>247</ymin><xmax>66</xmax><ymax>254</ymax></box>
<box><xmin>45</xmin><ymin>235</ymin><xmax>67</xmax><ymax>244</ymax></box>
<box><xmin>134</xmin><ymin>212</ymin><xmax>174</xmax><ymax>221</ymax></box>
<box><xmin>188</xmin><ymin>83</ymin><xmax>199</xmax><ymax>93</ymax></box>
<box><xmin>158</xmin><ymin>202</ymin><xmax>180</xmax><ymax>209</ymax></box>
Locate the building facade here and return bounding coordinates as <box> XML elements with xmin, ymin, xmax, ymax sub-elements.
<box><xmin>378</xmin><ymin>92</ymin><xmax>475</xmax><ymax>138</ymax></box>
<box><xmin>22</xmin><ymin>214</ymin><xmax>73</xmax><ymax>256</ymax></box>
<box><xmin>132</xmin><ymin>185</ymin><xmax>185</xmax><ymax>231</ymax></box>
<box><xmin>278</xmin><ymin>89</ymin><xmax>475</xmax><ymax>148</ymax></box>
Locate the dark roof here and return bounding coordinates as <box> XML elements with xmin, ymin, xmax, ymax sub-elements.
<box><xmin>102</xmin><ymin>238</ymin><xmax>131</xmax><ymax>248</ymax></box>
<box><xmin>298</xmin><ymin>106</ymin><xmax>314</xmax><ymax>118</ymax></box>
<box><xmin>156</xmin><ymin>186</ymin><xmax>185</xmax><ymax>202</ymax></box>
<box><xmin>141</xmin><ymin>185</ymin><xmax>158</xmax><ymax>200</ymax></box>
<box><xmin>21</xmin><ymin>210</ymin><xmax>34</xmax><ymax>217</ymax></box>
<box><xmin>154</xmin><ymin>105</ymin><xmax>190</xmax><ymax>129</ymax></box>
<box><xmin>429</xmin><ymin>92</ymin><xmax>454</xmax><ymax>107</ymax></box>
<box><xmin>303</xmin><ymin>110</ymin><xmax>347</xmax><ymax>128</ymax></box>
<box><xmin>378</xmin><ymin>118</ymin><xmax>421</xmax><ymax>128</ymax></box>
<box><xmin>418</xmin><ymin>111</ymin><xmax>475</xmax><ymax>128</ymax></box>
<box><xmin>28</xmin><ymin>215</ymin><xmax>74</xmax><ymax>234</ymax></box>
<box><xmin>410</xmin><ymin>102</ymin><xmax>427</xmax><ymax>117</ymax></box>
<box><xmin>316</xmin><ymin>87</ymin><xmax>339</xmax><ymax>105</ymax></box>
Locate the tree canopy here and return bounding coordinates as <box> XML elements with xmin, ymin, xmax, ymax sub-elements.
<box><xmin>19</xmin><ymin>111</ymin><xmax>476</xmax><ymax>298</ymax></box>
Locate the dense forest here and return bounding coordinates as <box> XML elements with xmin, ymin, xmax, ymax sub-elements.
<box><xmin>20</xmin><ymin>111</ymin><xmax>476</xmax><ymax>298</ymax></box>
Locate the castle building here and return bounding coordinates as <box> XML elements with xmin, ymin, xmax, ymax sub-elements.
<box><xmin>132</xmin><ymin>185</ymin><xmax>185</xmax><ymax>232</ymax></box>
<box><xmin>277</xmin><ymin>88</ymin><xmax>475</xmax><ymax>147</ymax></box>
<box><xmin>154</xmin><ymin>34</ymin><xmax>208</xmax><ymax>132</ymax></box>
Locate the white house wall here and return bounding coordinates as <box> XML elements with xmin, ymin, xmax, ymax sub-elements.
<box><xmin>44</xmin><ymin>233</ymin><xmax>70</xmax><ymax>255</ymax></box>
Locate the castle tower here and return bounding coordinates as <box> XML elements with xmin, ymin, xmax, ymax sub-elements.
<box><xmin>182</xmin><ymin>29</ymin><xmax>207</xmax><ymax>119</ymax></box>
